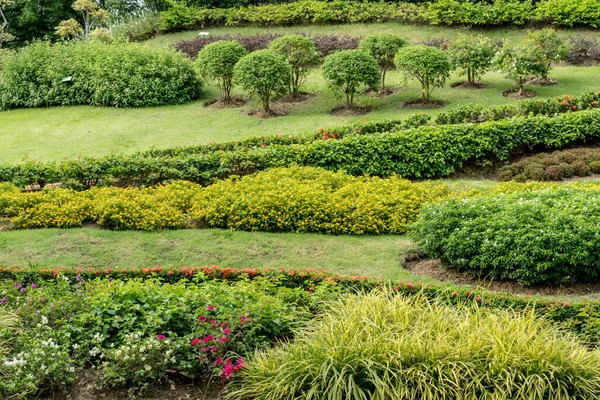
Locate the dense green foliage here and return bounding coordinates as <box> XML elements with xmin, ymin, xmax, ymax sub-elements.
<box><xmin>447</xmin><ymin>34</ymin><xmax>496</xmax><ymax>85</ymax></box>
<box><xmin>269</xmin><ymin>35</ymin><xmax>320</xmax><ymax>95</ymax></box>
<box><xmin>526</xmin><ymin>28</ymin><xmax>571</xmax><ymax>80</ymax></box>
<box><xmin>321</xmin><ymin>50</ymin><xmax>380</xmax><ymax>107</ymax></box>
<box><xmin>233</xmin><ymin>49</ymin><xmax>291</xmax><ymax>113</ymax></box>
<box><xmin>0</xmin><ymin>41</ymin><xmax>201</xmax><ymax>109</ymax></box>
<box><xmin>231</xmin><ymin>292</ymin><xmax>600</xmax><ymax>400</ymax></box>
<box><xmin>195</xmin><ymin>40</ymin><xmax>247</xmax><ymax>101</ymax></box>
<box><xmin>358</xmin><ymin>34</ymin><xmax>407</xmax><ymax>90</ymax></box>
<box><xmin>412</xmin><ymin>186</ymin><xmax>600</xmax><ymax>285</ymax></box>
<box><xmin>494</xmin><ymin>40</ymin><xmax>545</xmax><ymax>93</ymax></box>
<box><xmin>428</xmin><ymin>0</ymin><xmax>533</xmax><ymax>26</ymax></box>
<box><xmin>394</xmin><ymin>45</ymin><xmax>451</xmax><ymax>101</ymax></box>
<box><xmin>536</xmin><ymin>0</ymin><xmax>600</xmax><ymax>28</ymax></box>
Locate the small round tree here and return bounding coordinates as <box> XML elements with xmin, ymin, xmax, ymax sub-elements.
<box><xmin>494</xmin><ymin>41</ymin><xmax>543</xmax><ymax>95</ymax></box>
<box><xmin>526</xmin><ymin>28</ymin><xmax>570</xmax><ymax>80</ymax></box>
<box><xmin>195</xmin><ymin>40</ymin><xmax>247</xmax><ymax>102</ymax></box>
<box><xmin>322</xmin><ymin>50</ymin><xmax>380</xmax><ymax>108</ymax></box>
<box><xmin>394</xmin><ymin>45</ymin><xmax>452</xmax><ymax>103</ymax></box>
<box><xmin>358</xmin><ymin>34</ymin><xmax>407</xmax><ymax>91</ymax></box>
<box><xmin>233</xmin><ymin>49</ymin><xmax>291</xmax><ymax>115</ymax></box>
<box><xmin>269</xmin><ymin>35</ymin><xmax>320</xmax><ymax>96</ymax></box>
<box><xmin>447</xmin><ymin>34</ymin><xmax>496</xmax><ymax>86</ymax></box>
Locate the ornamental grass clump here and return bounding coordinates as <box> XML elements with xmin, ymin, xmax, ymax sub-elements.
<box><xmin>230</xmin><ymin>292</ymin><xmax>600</xmax><ymax>400</ymax></box>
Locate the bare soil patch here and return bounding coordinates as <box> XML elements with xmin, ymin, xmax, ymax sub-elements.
<box><xmin>525</xmin><ymin>77</ymin><xmax>559</xmax><ymax>86</ymax></box>
<box><xmin>276</xmin><ymin>92</ymin><xmax>316</xmax><ymax>103</ymax></box>
<box><xmin>402</xmin><ymin>251</ymin><xmax>600</xmax><ymax>298</ymax></box>
<box><xmin>330</xmin><ymin>105</ymin><xmax>371</xmax><ymax>116</ymax></box>
<box><xmin>451</xmin><ymin>81</ymin><xmax>488</xmax><ymax>89</ymax></box>
<box><xmin>205</xmin><ymin>96</ymin><xmax>247</xmax><ymax>109</ymax></box>
<box><xmin>245</xmin><ymin>106</ymin><xmax>288</xmax><ymax>119</ymax></box>
<box><xmin>362</xmin><ymin>86</ymin><xmax>401</xmax><ymax>97</ymax></box>
<box><xmin>502</xmin><ymin>88</ymin><xmax>536</xmax><ymax>99</ymax></box>
<box><xmin>399</xmin><ymin>99</ymin><xmax>445</xmax><ymax>109</ymax></box>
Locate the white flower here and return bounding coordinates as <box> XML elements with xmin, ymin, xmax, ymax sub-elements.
<box><xmin>41</xmin><ymin>316</ymin><xmax>48</xmax><ymax>325</ymax></box>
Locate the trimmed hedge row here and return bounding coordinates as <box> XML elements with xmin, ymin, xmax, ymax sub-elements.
<box><xmin>0</xmin><ymin>168</ymin><xmax>451</xmax><ymax>233</ymax></box>
<box><xmin>159</xmin><ymin>0</ymin><xmax>600</xmax><ymax>32</ymax></box>
<box><xmin>412</xmin><ymin>185</ymin><xmax>600</xmax><ymax>286</ymax></box>
<box><xmin>2</xmin><ymin>265</ymin><xmax>599</xmax><ymax>346</ymax></box>
<box><xmin>0</xmin><ymin>41</ymin><xmax>201</xmax><ymax>110</ymax></box>
<box><xmin>2</xmin><ymin>103</ymin><xmax>600</xmax><ymax>190</ymax></box>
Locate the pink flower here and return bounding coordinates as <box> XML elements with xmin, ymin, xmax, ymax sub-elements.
<box><xmin>207</xmin><ymin>305</ymin><xmax>214</xmax><ymax>311</ymax></box>
<box><xmin>157</xmin><ymin>334</ymin><xmax>166</xmax><ymax>340</ymax></box>
<box><xmin>240</xmin><ymin>316</ymin><xmax>247</xmax><ymax>324</ymax></box>
<box><xmin>215</xmin><ymin>358</ymin><xmax>223</xmax><ymax>366</ymax></box>
<box><xmin>223</xmin><ymin>328</ymin><xmax>231</xmax><ymax>335</ymax></box>
<box><xmin>191</xmin><ymin>338</ymin><xmax>200</xmax><ymax>346</ymax></box>
<box><xmin>198</xmin><ymin>315</ymin><xmax>207</xmax><ymax>323</ymax></box>
<box><xmin>218</xmin><ymin>337</ymin><xmax>227</xmax><ymax>343</ymax></box>
<box><xmin>202</xmin><ymin>335</ymin><xmax>215</xmax><ymax>343</ymax></box>
<box><xmin>199</xmin><ymin>356</ymin><xmax>205</xmax><ymax>361</ymax></box>
<box><xmin>31</xmin><ymin>283</ymin><xmax>37</xmax><ymax>289</ymax></box>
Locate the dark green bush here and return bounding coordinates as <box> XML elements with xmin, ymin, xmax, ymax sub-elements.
<box><xmin>358</xmin><ymin>34</ymin><xmax>407</xmax><ymax>90</ymax></box>
<box><xmin>322</xmin><ymin>50</ymin><xmax>380</xmax><ymax>107</ymax></box>
<box><xmin>0</xmin><ymin>41</ymin><xmax>201</xmax><ymax>109</ymax></box>
<box><xmin>428</xmin><ymin>0</ymin><xmax>534</xmax><ymax>26</ymax></box>
<box><xmin>536</xmin><ymin>0</ymin><xmax>600</xmax><ymax>28</ymax></box>
<box><xmin>195</xmin><ymin>40</ymin><xmax>247</xmax><ymax>101</ymax></box>
<box><xmin>394</xmin><ymin>45</ymin><xmax>452</xmax><ymax>102</ymax></box>
<box><xmin>412</xmin><ymin>186</ymin><xmax>600</xmax><ymax>285</ymax></box>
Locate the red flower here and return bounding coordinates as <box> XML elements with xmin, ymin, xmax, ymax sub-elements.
<box><xmin>223</xmin><ymin>328</ymin><xmax>231</xmax><ymax>335</ymax></box>
<box><xmin>191</xmin><ymin>338</ymin><xmax>200</xmax><ymax>346</ymax></box>
<box><xmin>203</xmin><ymin>335</ymin><xmax>215</xmax><ymax>343</ymax></box>
<box><xmin>215</xmin><ymin>358</ymin><xmax>223</xmax><ymax>366</ymax></box>
<box><xmin>218</xmin><ymin>336</ymin><xmax>227</xmax><ymax>343</ymax></box>
<box><xmin>207</xmin><ymin>305</ymin><xmax>214</xmax><ymax>311</ymax></box>
<box><xmin>157</xmin><ymin>334</ymin><xmax>166</xmax><ymax>340</ymax></box>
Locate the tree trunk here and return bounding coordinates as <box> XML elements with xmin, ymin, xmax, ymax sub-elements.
<box><xmin>422</xmin><ymin>83</ymin><xmax>429</xmax><ymax>102</ymax></box>
<box><xmin>381</xmin><ymin>68</ymin><xmax>387</xmax><ymax>91</ymax></box>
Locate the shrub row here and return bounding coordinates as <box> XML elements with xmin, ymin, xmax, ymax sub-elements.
<box><xmin>0</xmin><ymin>168</ymin><xmax>451</xmax><ymax>234</ymax></box>
<box><xmin>0</xmin><ymin>41</ymin><xmax>201</xmax><ymax>110</ymax></box>
<box><xmin>2</xmin><ymin>265</ymin><xmax>600</xmax><ymax>346</ymax></box>
<box><xmin>176</xmin><ymin>32</ymin><xmax>360</xmax><ymax>59</ymax></box>
<box><xmin>2</xmin><ymin>99</ymin><xmax>600</xmax><ymax>190</ymax></box>
<box><xmin>159</xmin><ymin>0</ymin><xmax>600</xmax><ymax>32</ymax></box>
<box><xmin>499</xmin><ymin>147</ymin><xmax>600</xmax><ymax>181</ymax></box>
<box><xmin>412</xmin><ymin>185</ymin><xmax>600</xmax><ymax>286</ymax></box>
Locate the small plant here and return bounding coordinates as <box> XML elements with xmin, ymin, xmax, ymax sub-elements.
<box><xmin>447</xmin><ymin>34</ymin><xmax>497</xmax><ymax>85</ymax></box>
<box><xmin>526</xmin><ymin>28</ymin><xmax>570</xmax><ymax>80</ymax></box>
<box><xmin>0</xmin><ymin>309</ymin><xmax>16</xmax><ymax>374</ymax></box>
<box><xmin>322</xmin><ymin>50</ymin><xmax>380</xmax><ymax>108</ymax></box>
<box><xmin>394</xmin><ymin>45</ymin><xmax>452</xmax><ymax>102</ymax></box>
<box><xmin>494</xmin><ymin>41</ymin><xmax>543</xmax><ymax>95</ymax></box>
<box><xmin>195</xmin><ymin>40</ymin><xmax>247</xmax><ymax>102</ymax></box>
<box><xmin>233</xmin><ymin>49</ymin><xmax>291</xmax><ymax>115</ymax></box>
<box><xmin>358</xmin><ymin>34</ymin><xmax>407</xmax><ymax>91</ymax></box>
<box><xmin>269</xmin><ymin>35</ymin><xmax>320</xmax><ymax>95</ymax></box>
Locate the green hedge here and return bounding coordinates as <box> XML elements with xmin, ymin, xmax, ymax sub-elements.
<box><xmin>412</xmin><ymin>185</ymin><xmax>600</xmax><ymax>286</ymax></box>
<box><xmin>2</xmin><ymin>265</ymin><xmax>600</xmax><ymax>346</ymax></box>
<box><xmin>159</xmin><ymin>0</ymin><xmax>600</xmax><ymax>31</ymax></box>
<box><xmin>0</xmin><ymin>41</ymin><xmax>202</xmax><ymax>109</ymax></box>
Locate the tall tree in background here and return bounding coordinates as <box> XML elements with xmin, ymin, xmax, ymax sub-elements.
<box><xmin>0</xmin><ymin>0</ymin><xmax>15</xmax><ymax>47</ymax></box>
<box><xmin>4</xmin><ymin>0</ymin><xmax>77</xmax><ymax>44</ymax></box>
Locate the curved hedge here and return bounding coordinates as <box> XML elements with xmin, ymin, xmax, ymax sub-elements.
<box><xmin>412</xmin><ymin>185</ymin><xmax>600</xmax><ymax>286</ymax></box>
<box><xmin>0</xmin><ymin>41</ymin><xmax>202</xmax><ymax>109</ymax></box>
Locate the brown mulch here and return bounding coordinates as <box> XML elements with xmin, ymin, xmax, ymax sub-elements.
<box><xmin>525</xmin><ymin>77</ymin><xmax>559</xmax><ymax>86</ymax></box>
<box><xmin>276</xmin><ymin>92</ymin><xmax>316</xmax><ymax>103</ymax></box>
<box><xmin>451</xmin><ymin>81</ymin><xmax>488</xmax><ymax>89</ymax></box>
<box><xmin>330</xmin><ymin>105</ymin><xmax>371</xmax><ymax>116</ymax></box>
<box><xmin>401</xmin><ymin>251</ymin><xmax>600</xmax><ymax>298</ymax></box>
<box><xmin>362</xmin><ymin>86</ymin><xmax>401</xmax><ymax>97</ymax></box>
<box><xmin>205</xmin><ymin>96</ymin><xmax>247</xmax><ymax>109</ymax></box>
<box><xmin>502</xmin><ymin>88</ymin><xmax>536</xmax><ymax>99</ymax></box>
<box><xmin>399</xmin><ymin>99</ymin><xmax>445</xmax><ymax>109</ymax></box>
<box><xmin>245</xmin><ymin>106</ymin><xmax>288</xmax><ymax>119</ymax></box>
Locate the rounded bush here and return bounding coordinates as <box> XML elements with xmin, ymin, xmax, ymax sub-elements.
<box><xmin>233</xmin><ymin>49</ymin><xmax>291</xmax><ymax>113</ymax></box>
<box><xmin>0</xmin><ymin>41</ymin><xmax>202</xmax><ymax>109</ymax></box>
<box><xmin>268</xmin><ymin>35</ymin><xmax>320</xmax><ymax>95</ymax></box>
<box><xmin>195</xmin><ymin>40</ymin><xmax>247</xmax><ymax>101</ymax></box>
<box><xmin>412</xmin><ymin>186</ymin><xmax>600</xmax><ymax>285</ymax></box>
<box><xmin>447</xmin><ymin>34</ymin><xmax>496</xmax><ymax>85</ymax></box>
<box><xmin>230</xmin><ymin>292</ymin><xmax>600</xmax><ymax>400</ymax></box>
<box><xmin>394</xmin><ymin>45</ymin><xmax>452</xmax><ymax>102</ymax></box>
<box><xmin>358</xmin><ymin>34</ymin><xmax>407</xmax><ymax>89</ymax></box>
<box><xmin>322</xmin><ymin>50</ymin><xmax>380</xmax><ymax>107</ymax></box>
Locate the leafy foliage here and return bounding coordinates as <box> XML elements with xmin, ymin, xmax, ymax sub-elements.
<box><xmin>447</xmin><ymin>34</ymin><xmax>497</xmax><ymax>84</ymax></box>
<box><xmin>526</xmin><ymin>28</ymin><xmax>571</xmax><ymax>79</ymax></box>
<box><xmin>322</xmin><ymin>50</ymin><xmax>380</xmax><ymax>107</ymax></box>
<box><xmin>536</xmin><ymin>0</ymin><xmax>600</xmax><ymax>28</ymax></box>
<box><xmin>269</xmin><ymin>35</ymin><xmax>320</xmax><ymax>95</ymax></box>
<box><xmin>494</xmin><ymin>40</ymin><xmax>543</xmax><ymax>93</ymax></box>
<box><xmin>233</xmin><ymin>49</ymin><xmax>291</xmax><ymax>113</ymax></box>
<box><xmin>358</xmin><ymin>34</ymin><xmax>407</xmax><ymax>89</ymax></box>
<box><xmin>195</xmin><ymin>40</ymin><xmax>247</xmax><ymax>101</ymax></box>
<box><xmin>428</xmin><ymin>0</ymin><xmax>534</xmax><ymax>26</ymax></box>
<box><xmin>394</xmin><ymin>45</ymin><xmax>452</xmax><ymax>101</ymax></box>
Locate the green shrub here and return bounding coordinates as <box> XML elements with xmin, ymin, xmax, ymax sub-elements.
<box><xmin>494</xmin><ymin>40</ymin><xmax>544</xmax><ymax>94</ymax></box>
<box><xmin>428</xmin><ymin>0</ymin><xmax>534</xmax><ymax>26</ymax></box>
<box><xmin>412</xmin><ymin>186</ymin><xmax>600</xmax><ymax>285</ymax></box>
<box><xmin>537</xmin><ymin>0</ymin><xmax>600</xmax><ymax>28</ymax></box>
<box><xmin>322</xmin><ymin>50</ymin><xmax>380</xmax><ymax>108</ymax></box>
<box><xmin>447</xmin><ymin>34</ymin><xmax>497</xmax><ymax>85</ymax></box>
<box><xmin>269</xmin><ymin>35</ymin><xmax>320</xmax><ymax>95</ymax></box>
<box><xmin>526</xmin><ymin>28</ymin><xmax>571</xmax><ymax>80</ymax></box>
<box><xmin>195</xmin><ymin>40</ymin><xmax>247</xmax><ymax>101</ymax></box>
<box><xmin>0</xmin><ymin>310</ymin><xmax>16</xmax><ymax>375</ymax></box>
<box><xmin>230</xmin><ymin>292</ymin><xmax>600</xmax><ymax>400</ymax></box>
<box><xmin>394</xmin><ymin>45</ymin><xmax>452</xmax><ymax>102</ymax></box>
<box><xmin>233</xmin><ymin>49</ymin><xmax>291</xmax><ymax>114</ymax></box>
<box><xmin>358</xmin><ymin>34</ymin><xmax>407</xmax><ymax>90</ymax></box>
<box><xmin>0</xmin><ymin>41</ymin><xmax>201</xmax><ymax>109</ymax></box>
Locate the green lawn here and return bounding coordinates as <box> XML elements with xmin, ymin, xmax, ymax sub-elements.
<box><xmin>1</xmin><ymin>66</ymin><xmax>599</xmax><ymax>163</ymax></box>
<box><xmin>0</xmin><ymin>228</ymin><xmax>417</xmax><ymax>280</ymax></box>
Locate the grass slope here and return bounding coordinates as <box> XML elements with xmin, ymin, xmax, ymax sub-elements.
<box><xmin>1</xmin><ymin>66</ymin><xmax>598</xmax><ymax>163</ymax></box>
<box><xmin>0</xmin><ymin>228</ymin><xmax>415</xmax><ymax>280</ymax></box>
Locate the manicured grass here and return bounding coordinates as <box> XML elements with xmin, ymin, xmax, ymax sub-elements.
<box><xmin>1</xmin><ymin>66</ymin><xmax>598</xmax><ymax>163</ymax></box>
<box><xmin>145</xmin><ymin>22</ymin><xmax>600</xmax><ymax>49</ymax></box>
<box><xmin>0</xmin><ymin>228</ymin><xmax>416</xmax><ymax>280</ymax></box>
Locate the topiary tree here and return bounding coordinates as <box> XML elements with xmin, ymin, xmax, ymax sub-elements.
<box><xmin>494</xmin><ymin>41</ymin><xmax>544</xmax><ymax>95</ymax></box>
<box><xmin>322</xmin><ymin>50</ymin><xmax>380</xmax><ymax>108</ymax></box>
<box><xmin>358</xmin><ymin>34</ymin><xmax>407</xmax><ymax>91</ymax></box>
<box><xmin>526</xmin><ymin>28</ymin><xmax>570</xmax><ymax>80</ymax></box>
<box><xmin>394</xmin><ymin>45</ymin><xmax>452</xmax><ymax>102</ymax></box>
<box><xmin>269</xmin><ymin>35</ymin><xmax>320</xmax><ymax>96</ymax></box>
<box><xmin>233</xmin><ymin>49</ymin><xmax>291</xmax><ymax>115</ymax></box>
<box><xmin>195</xmin><ymin>40</ymin><xmax>247</xmax><ymax>102</ymax></box>
<box><xmin>447</xmin><ymin>34</ymin><xmax>497</xmax><ymax>86</ymax></box>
